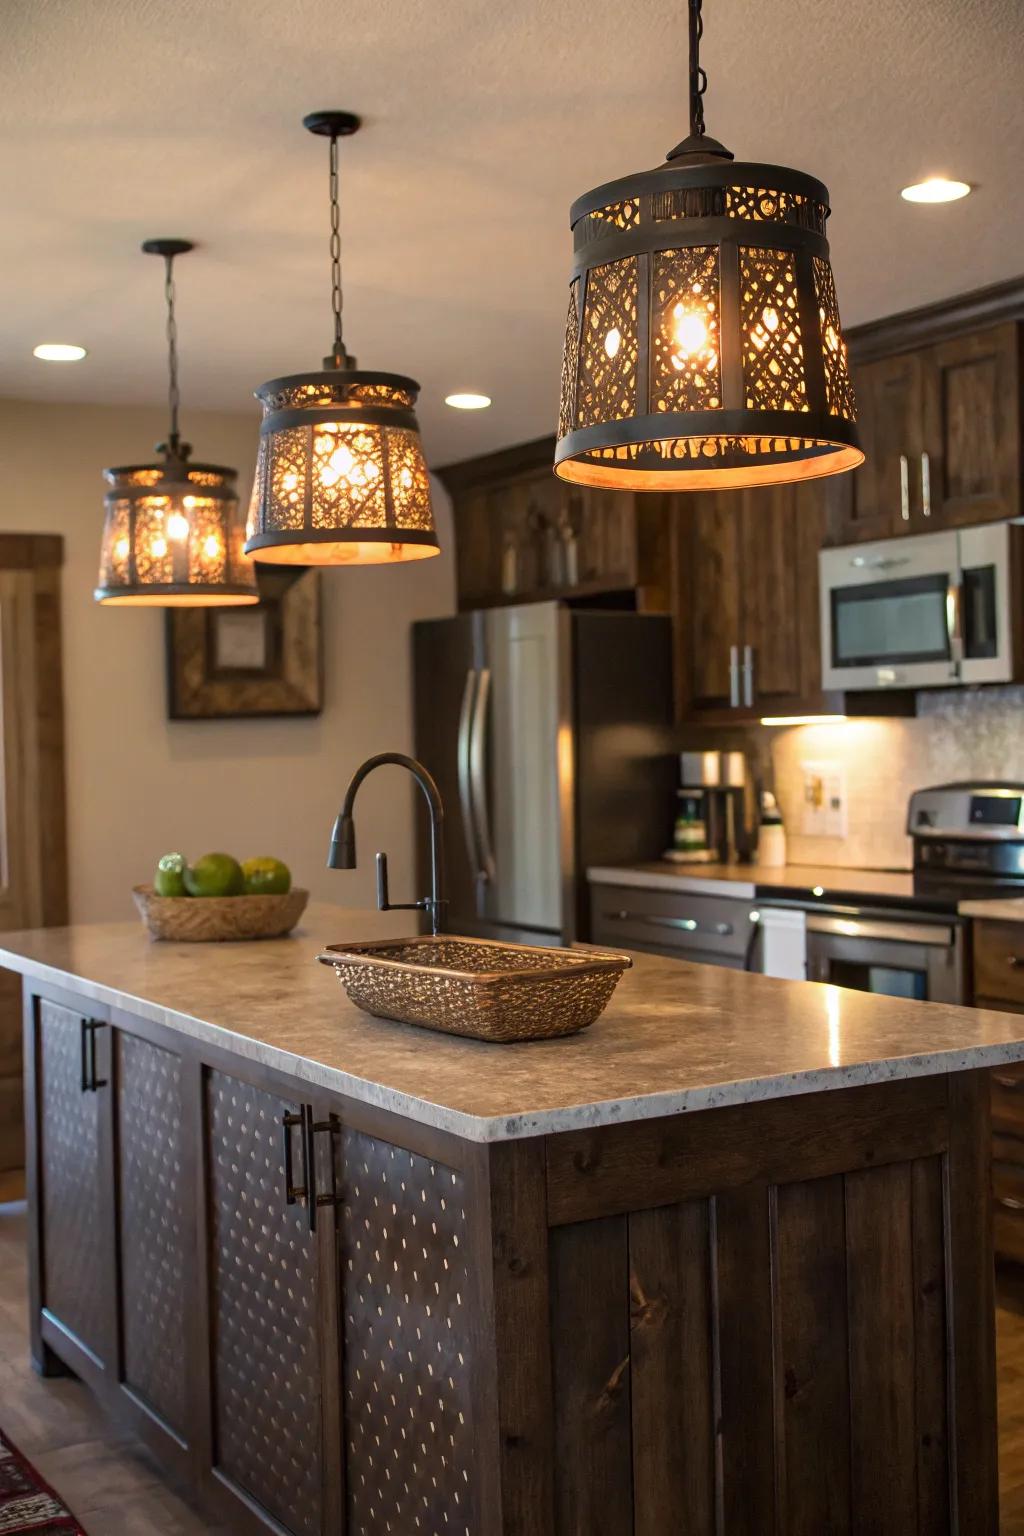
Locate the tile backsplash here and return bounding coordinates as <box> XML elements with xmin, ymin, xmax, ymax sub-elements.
<box><xmin>767</xmin><ymin>687</ymin><xmax>1024</xmax><ymax>869</ymax></box>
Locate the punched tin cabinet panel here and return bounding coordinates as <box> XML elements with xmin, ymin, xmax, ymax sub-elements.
<box><xmin>206</xmin><ymin>1070</ymin><xmax>322</xmax><ymax>1536</ymax></box>
<box><xmin>339</xmin><ymin>1128</ymin><xmax>475</xmax><ymax>1536</ymax></box>
<box><xmin>117</xmin><ymin>1032</ymin><xmax>187</xmax><ymax>1434</ymax></box>
<box><xmin>38</xmin><ymin>998</ymin><xmax>107</xmax><ymax>1357</ymax></box>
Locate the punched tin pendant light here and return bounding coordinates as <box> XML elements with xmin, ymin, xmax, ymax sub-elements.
<box><xmin>95</xmin><ymin>240</ymin><xmax>258</xmax><ymax>606</ymax></box>
<box><xmin>246</xmin><ymin>112</ymin><xmax>439</xmax><ymax>565</ymax></box>
<box><xmin>554</xmin><ymin>0</ymin><xmax>863</xmax><ymax>491</ymax></box>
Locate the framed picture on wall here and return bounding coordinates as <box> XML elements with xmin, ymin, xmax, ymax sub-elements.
<box><xmin>165</xmin><ymin>565</ymin><xmax>323</xmax><ymax>719</ymax></box>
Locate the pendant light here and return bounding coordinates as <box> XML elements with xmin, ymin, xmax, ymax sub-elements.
<box><xmin>95</xmin><ymin>241</ymin><xmax>258</xmax><ymax>606</ymax></box>
<box><xmin>554</xmin><ymin>0</ymin><xmax>863</xmax><ymax>491</ymax></box>
<box><xmin>245</xmin><ymin>113</ymin><xmax>439</xmax><ymax>566</ymax></box>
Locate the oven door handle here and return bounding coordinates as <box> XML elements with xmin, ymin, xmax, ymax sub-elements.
<box><xmin>805</xmin><ymin>914</ymin><xmax>955</xmax><ymax>947</ymax></box>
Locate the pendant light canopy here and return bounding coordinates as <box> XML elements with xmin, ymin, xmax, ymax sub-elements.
<box><xmin>95</xmin><ymin>241</ymin><xmax>258</xmax><ymax>606</ymax></box>
<box><xmin>554</xmin><ymin>0</ymin><xmax>863</xmax><ymax>492</ymax></box>
<box><xmin>245</xmin><ymin>113</ymin><xmax>439</xmax><ymax>566</ymax></box>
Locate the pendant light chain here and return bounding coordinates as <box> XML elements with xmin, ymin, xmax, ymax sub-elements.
<box><xmin>328</xmin><ymin>131</ymin><xmax>345</xmax><ymax>360</ymax></box>
<box><xmin>162</xmin><ymin>252</ymin><xmax>182</xmax><ymax>454</ymax></box>
<box><xmin>688</xmin><ymin>0</ymin><xmax>708</xmax><ymax>138</ymax></box>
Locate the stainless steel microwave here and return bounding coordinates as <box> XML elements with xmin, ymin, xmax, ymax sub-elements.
<box><xmin>819</xmin><ymin>522</ymin><xmax>1018</xmax><ymax>691</ymax></box>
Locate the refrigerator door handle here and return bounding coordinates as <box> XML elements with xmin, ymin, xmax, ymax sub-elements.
<box><xmin>457</xmin><ymin>668</ymin><xmax>481</xmax><ymax>877</ymax></box>
<box><xmin>470</xmin><ymin>666</ymin><xmax>497</xmax><ymax>885</ymax></box>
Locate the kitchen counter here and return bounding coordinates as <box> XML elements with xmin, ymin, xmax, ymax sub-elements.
<box><xmin>2</xmin><ymin>902</ymin><xmax>1023</xmax><ymax>1141</ymax></box>
<box><xmin>960</xmin><ymin>897</ymin><xmax>1024</xmax><ymax>922</ymax></box>
<box><xmin>589</xmin><ymin>859</ymin><xmax>920</xmax><ymax>906</ymax></box>
<box><xmin>3</xmin><ymin>904</ymin><xmax>1007</xmax><ymax>1531</ymax></box>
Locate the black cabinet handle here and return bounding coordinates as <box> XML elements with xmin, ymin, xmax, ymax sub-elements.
<box><xmin>80</xmin><ymin>1019</ymin><xmax>107</xmax><ymax>1092</ymax></box>
<box><xmin>282</xmin><ymin>1109</ymin><xmax>309</xmax><ymax>1208</ymax></box>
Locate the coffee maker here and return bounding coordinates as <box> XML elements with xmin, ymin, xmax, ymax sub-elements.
<box><xmin>668</xmin><ymin>751</ymin><xmax>756</xmax><ymax>864</ymax></box>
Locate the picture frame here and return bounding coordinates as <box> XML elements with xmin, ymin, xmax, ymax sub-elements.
<box><xmin>165</xmin><ymin>565</ymin><xmax>323</xmax><ymax>719</ymax></box>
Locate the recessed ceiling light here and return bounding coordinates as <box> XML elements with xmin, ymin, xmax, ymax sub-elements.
<box><xmin>900</xmin><ymin>177</ymin><xmax>971</xmax><ymax>204</ymax></box>
<box><xmin>445</xmin><ymin>392</ymin><xmax>491</xmax><ymax>410</ymax></box>
<box><xmin>33</xmin><ymin>342</ymin><xmax>88</xmax><ymax>362</ymax></box>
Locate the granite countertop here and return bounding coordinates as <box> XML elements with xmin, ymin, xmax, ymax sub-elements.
<box><xmin>3</xmin><ymin>902</ymin><xmax>1024</xmax><ymax>1141</ymax></box>
<box><xmin>588</xmin><ymin>861</ymin><xmax>919</xmax><ymax>905</ymax></box>
<box><xmin>959</xmin><ymin>898</ymin><xmax>1024</xmax><ymax>923</ymax></box>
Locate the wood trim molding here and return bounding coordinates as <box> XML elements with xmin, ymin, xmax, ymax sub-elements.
<box><xmin>847</xmin><ymin>275</ymin><xmax>1024</xmax><ymax>365</ymax></box>
<box><xmin>437</xmin><ymin>434</ymin><xmax>556</xmax><ymax>495</ymax></box>
<box><xmin>0</xmin><ymin>534</ymin><xmax>64</xmax><ymax>570</ymax></box>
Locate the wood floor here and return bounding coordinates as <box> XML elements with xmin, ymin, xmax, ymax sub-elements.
<box><xmin>4</xmin><ymin>1194</ymin><xmax>1024</xmax><ymax>1532</ymax></box>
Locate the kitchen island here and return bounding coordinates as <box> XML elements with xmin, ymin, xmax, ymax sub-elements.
<box><xmin>2</xmin><ymin>903</ymin><xmax>1022</xmax><ymax>1534</ymax></box>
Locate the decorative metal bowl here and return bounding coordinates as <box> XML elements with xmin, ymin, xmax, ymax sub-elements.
<box><xmin>133</xmin><ymin>885</ymin><xmax>309</xmax><ymax>942</ymax></box>
<box><xmin>318</xmin><ymin>935</ymin><xmax>632</xmax><ymax>1043</ymax></box>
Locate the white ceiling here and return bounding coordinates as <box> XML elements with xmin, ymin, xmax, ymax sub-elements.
<box><xmin>2</xmin><ymin>0</ymin><xmax>1022</xmax><ymax>466</ymax></box>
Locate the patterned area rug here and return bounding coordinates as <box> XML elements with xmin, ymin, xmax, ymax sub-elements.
<box><xmin>0</xmin><ymin>1432</ymin><xmax>86</xmax><ymax>1534</ymax></box>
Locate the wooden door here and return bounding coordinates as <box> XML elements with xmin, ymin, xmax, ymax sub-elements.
<box><xmin>826</xmin><ymin>352</ymin><xmax>925</xmax><ymax>544</ymax></box>
<box><xmin>0</xmin><ymin>538</ymin><xmax>66</xmax><ymax>1191</ymax></box>
<box><xmin>32</xmin><ymin>994</ymin><xmax>115</xmax><ymax>1372</ymax></box>
<box><xmin>202</xmin><ymin>1068</ymin><xmax>339</xmax><ymax>1536</ymax></box>
<box><xmin>919</xmin><ymin>322</ymin><xmax>1021</xmax><ymax>529</ymax></box>
<box><xmin>676</xmin><ymin>492</ymin><xmax>742</xmax><ymax>714</ymax></box>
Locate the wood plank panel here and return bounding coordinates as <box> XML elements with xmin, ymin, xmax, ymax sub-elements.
<box><xmin>486</xmin><ymin>1138</ymin><xmax>555</xmax><ymax>1536</ymax></box>
<box><xmin>774</xmin><ymin>1175</ymin><xmax>851</xmax><ymax>1535</ymax></box>
<box><xmin>716</xmin><ymin>1185</ymin><xmax>777</xmax><ymax>1534</ymax></box>
<box><xmin>628</xmin><ymin>1200</ymin><xmax>714</xmax><ymax>1535</ymax></box>
<box><xmin>550</xmin><ymin>1216</ymin><xmax>633</xmax><ymax>1535</ymax></box>
<box><xmin>547</xmin><ymin>1075</ymin><xmax>949</xmax><ymax>1227</ymax></box>
<box><xmin>910</xmin><ymin>1156</ymin><xmax>950</xmax><ymax>1535</ymax></box>
<box><xmin>846</xmin><ymin>1161</ymin><xmax>918</xmax><ymax>1534</ymax></box>
<box><xmin>946</xmin><ymin>1071</ymin><xmax>999</xmax><ymax>1532</ymax></box>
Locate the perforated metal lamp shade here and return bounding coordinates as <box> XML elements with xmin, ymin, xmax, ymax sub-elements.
<box><xmin>244</xmin><ymin>370</ymin><xmax>440</xmax><ymax>565</ymax></box>
<box><xmin>554</xmin><ymin>161</ymin><xmax>863</xmax><ymax>491</ymax></box>
<box><xmin>95</xmin><ymin>460</ymin><xmax>258</xmax><ymax>606</ymax></box>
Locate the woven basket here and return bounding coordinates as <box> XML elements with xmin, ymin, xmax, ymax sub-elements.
<box><xmin>133</xmin><ymin>884</ymin><xmax>309</xmax><ymax>942</ymax></box>
<box><xmin>318</xmin><ymin>935</ymin><xmax>631</xmax><ymax>1043</ymax></box>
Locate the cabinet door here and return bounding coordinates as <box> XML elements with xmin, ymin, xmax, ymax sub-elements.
<box><xmin>204</xmin><ymin>1070</ymin><xmax>334</xmax><ymax>1536</ymax></box>
<box><xmin>826</xmin><ymin>352</ymin><xmax>924</xmax><ymax>543</ymax></box>
<box><xmin>920</xmin><ymin>323</ymin><xmax>1021</xmax><ymax>529</ymax></box>
<box><xmin>35</xmin><ymin>996</ymin><xmax>115</xmax><ymax>1369</ymax></box>
<box><xmin>116</xmin><ymin>1031</ymin><xmax>189</xmax><ymax>1446</ymax></box>
<box><xmin>677</xmin><ymin>492</ymin><xmax>742</xmax><ymax>713</ymax></box>
<box><xmin>739</xmin><ymin>480</ymin><xmax>833</xmax><ymax>714</ymax></box>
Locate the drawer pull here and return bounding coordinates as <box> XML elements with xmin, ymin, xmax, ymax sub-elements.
<box><xmin>993</xmin><ymin>1072</ymin><xmax>1024</xmax><ymax>1091</ymax></box>
<box><xmin>606</xmin><ymin>910</ymin><xmax>733</xmax><ymax>938</ymax></box>
<box><xmin>80</xmin><ymin>1018</ymin><xmax>107</xmax><ymax>1093</ymax></box>
<box><xmin>282</xmin><ymin>1108</ymin><xmax>310</xmax><ymax>1209</ymax></box>
<box><xmin>996</xmin><ymin>1194</ymin><xmax>1024</xmax><ymax>1212</ymax></box>
<box><xmin>1008</xmin><ymin>956</ymin><xmax>1024</xmax><ymax>968</ymax></box>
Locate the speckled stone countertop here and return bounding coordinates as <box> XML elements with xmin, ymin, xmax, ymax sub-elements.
<box><xmin>589</xmin><ymin>861</ymin><xmax>920</xmax><ymax>905</ymax></box>
<box><xmin>959</xmin><ymin>898</ymin><xmax>1024</xmax><ymax>923</ymax></box>
<box><xmin>3</xmin><ymin>902</ymin><xmax>1024</xmax><ymax>1142</ymax></box>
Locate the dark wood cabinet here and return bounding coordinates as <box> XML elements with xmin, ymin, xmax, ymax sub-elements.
<box><xmin>675</xmin><ymin>479</ymin><xmax>833</xmax><ymax>722</ymax></box>
<box><xmin>828</xmin><ymin>321</ymin><xmax>1022</xmax><ymax>545</ymax></box>
<box><xmin>970</xmin><ymin>915</ymin><xmax>1024</xmax><ymax>1265</ymax></box>
<box><xmin>440</xmin><ymin>436</ymin><xmax>670</xmax><ymax>613</ymax></box>
<box><xmin>31</xmin><ymin>994</ymin><xmax>115</xmax><ymax>1373</ymax></box>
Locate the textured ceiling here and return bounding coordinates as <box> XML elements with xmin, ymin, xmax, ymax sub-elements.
<box><xmin>1</xmin><ymin>0</ymin><xmax>1022</xmax><ymax>465</ymax></box>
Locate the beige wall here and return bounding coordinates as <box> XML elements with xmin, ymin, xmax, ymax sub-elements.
<box><xmin>0</xmin><ymin>397</ymin><xmax>456</xmax><ymax>923</ymax></box>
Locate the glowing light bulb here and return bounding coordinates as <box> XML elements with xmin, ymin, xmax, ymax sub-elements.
<box><xmin>671</xmin><ymin>305</ymin><xmax>708</xmax><ymax>357</ymax></box>
<box><xmin>167</xmin><ymin>512</ymin><xmax>190</xmax><ymax>541</ymax></box>
<box><xmin>762</xmin><ymin>307</ymin><xmax>779</xmax><ymax>333</ymax></box>
<box><xmin>151</xmin><ymin>537</ymin><xmax>168</xmax><ymax>559</ymax></box>
<box><xmin>203</xmin><ymin>535</ymin><xmax>220</xmax><ymax>559</ymax></box>
<box><xmin>115</xmin><ymin>537</ymin><xmax>130</xmax><ymax>561</ymax></box>
<box><xmin>182</xmin><ymin>495</ymin><xmax>196</xmax><ymax>509</ymax></box>
<box><xmin>282</xmin><ymin>472</ymin><xmax>298</xmax><ymax>492</ymax></box>
<box><xmin>604</xmin><ymin>327</ymin><xmax>622</xmax><ymax>359</ymax></box>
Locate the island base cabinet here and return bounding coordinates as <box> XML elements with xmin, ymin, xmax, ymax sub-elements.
<box><xmin>23</xmin><ymin>978</ymin><xmax>1000</xmax><ymax>1535</ymax></box>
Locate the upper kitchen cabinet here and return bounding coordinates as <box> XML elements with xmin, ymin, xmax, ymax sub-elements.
<box><xmin>675</xmin><ymin>479</ymin><xmax>833</xmax><ymax>723</ymax></box>
<box><xmin>827</xmin><ymin>286</ymin><xmax>1024</xmax><ymax>544</ymax></box>
<box><xmin>438</xmin><ymin>436</ymin><xmax>670</xmax><ymax>612</ymax></box>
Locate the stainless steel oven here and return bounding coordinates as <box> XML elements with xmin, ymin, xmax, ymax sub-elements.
<box><xmin>819</xmin><ymin>522</ymin><xmax>1016</xmax><ymax>691</ymax></box>
<box><xmin>805</xmin><ymin>910</ymin><xmax>966</xmax><ymax>1003</ymax></box>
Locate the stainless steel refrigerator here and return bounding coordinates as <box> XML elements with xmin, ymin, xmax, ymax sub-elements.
<box><xmin>413</xmin><ymin>602</ymin><xmax>675</xmax><ymax>944</ymax></box>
